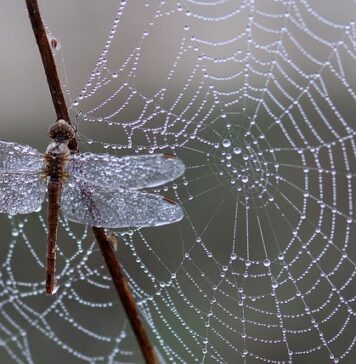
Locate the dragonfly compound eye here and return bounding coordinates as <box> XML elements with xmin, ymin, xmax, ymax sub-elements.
<box><xmin>48</xmin><ymin>119</ymin><xmax>75</xmax><ymax>142</ymax></box>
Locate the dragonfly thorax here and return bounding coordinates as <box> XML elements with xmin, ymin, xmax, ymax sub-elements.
<box><xmin>46</xmin><ymin>142</ymin><xmax>70</xmax><ymax>157</ymax></box>
<box><xmin>44</xmin><ymin>142</ymin><xmax>69</xmax><ymax>181</ymax></box>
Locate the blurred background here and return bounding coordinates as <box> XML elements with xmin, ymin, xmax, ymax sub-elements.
<box><xmin>0</xmin><ymin>1</ymin><xmax>355</xmax><ymax>363</ymax></box>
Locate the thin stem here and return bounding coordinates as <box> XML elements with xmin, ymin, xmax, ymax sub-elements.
<box><xmin>25</xmin><ymin>1</ymin><xmax>157</xmax><ymax>362</ymax></box>
<box><xmin>25</xmin><ymin>0</ymin><xmax>77</xmax><ymax>152</ymax></box>
<box><xmin>93</xmin><ymin>228</ymin><xmax>157</xmax><ymax>364</ymax></box>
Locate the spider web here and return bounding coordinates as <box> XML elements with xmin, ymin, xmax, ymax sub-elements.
<box><xmin>0</xmin><ymin>0</ymin><xmax>355</xmax><ymax>363</ymax></box>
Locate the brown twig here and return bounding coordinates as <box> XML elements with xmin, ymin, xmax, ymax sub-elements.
<box><xmin>93</xmin><ymin>228</ymin><xmax>157</xmax><ymax>364</ymax></box>
<box><xmin>25</xmin><ymin>0</ymin><xmax>77</xmax><ymax>152</ymax></box>
<box><xmin>25</xmin><ymin>1</ymin><xmax>157</xmax><ymax>362</ymax></box>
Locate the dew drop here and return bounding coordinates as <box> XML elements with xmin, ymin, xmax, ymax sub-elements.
<box><xmin>222</xmin><ymin>139</ymin><xmax>231</xmax><ymax>148</ymax></box>
<box><xmin>277</xmin><ymin>253</ymin><xmax>284</xmax><ymax>261</ymax></box>
<box><xmin>263</xmin><ymin>259</ymin><xmax>271</xmax><ymax>267</ymax></box>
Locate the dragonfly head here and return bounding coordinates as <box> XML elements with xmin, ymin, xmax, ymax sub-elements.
<box><xmin>48</xmin><ymin>119</ymin><xmax>75</xmax><ymax>143</ymax></box>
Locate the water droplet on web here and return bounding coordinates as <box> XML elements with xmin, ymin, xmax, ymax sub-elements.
<box><xmin>230</xmin><ymin>253</ymin><xmax>237</xmax><ymax>260</ymax></box>
<box><xmin>222</xmin><ymin>139</ymin><xmax>231</xmax><ymax>147</ymax></box>
<box><xmin>263</xmin><ymin>259</ymin><xmax>271</xmax><ymax>267</ymax></box>
<box><xmin>277</xmin><ymin>253</ymin><xmax>284</xmax><ymax>261</ymax></box>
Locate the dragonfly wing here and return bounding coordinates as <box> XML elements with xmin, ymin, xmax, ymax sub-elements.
<box><xmin>0</xmin><ymin>141</ymin><xmax>43</xmax><ymax>172</ymax></box>
<box><xmin>68</xmin><ymin>153</ymin><xmax>185</xmax><ymax>190</ymax></box>
<box><xmin>61</xmin><ymin>178</ymin><xmax>184</xmax><ymax>228</ymax></box>
<box><xmin>0</xmin><ymin>172</ymin><xmax>46</xmax><ymax>214</ymax></box>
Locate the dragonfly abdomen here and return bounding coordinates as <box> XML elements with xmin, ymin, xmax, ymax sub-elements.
<box><xmin>46</xmin><ymin>179</ymin><xmax>62</xmax><ymax>294</ymax></box>
<box><xmin>44</xmin><ymin>142</ymin><xmax>69</xmax><ymax>294</ymax></box>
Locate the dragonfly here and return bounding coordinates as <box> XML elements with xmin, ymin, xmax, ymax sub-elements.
<box><xmin>0</xmin><ymin>120</ymin><xmax>185</xmax><ymax>294</ymax></box>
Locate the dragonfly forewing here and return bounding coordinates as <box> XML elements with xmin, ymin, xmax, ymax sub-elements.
<box><xmin>0</xmin><ymin>141</ymin><xmax>45</xmax><ymax>215</ymax></box>
<box><xmin>68</xmin><ymin>153</ymin><xmax>185</xmax><ymax>190</ymax></box>
<box><xmin>61</xmin><ymin>177</ymin><xmax>184</xmax><ymax>228</ymax></box>
<box><xmin>0</xmin><ymin>172</ymin><xmax>46</xmax><ymax>215</ymax></box>
<box><xmin>0</xmin><ymin>141</ymin><xmax>43</xmax><ymax>171</ymax></box>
